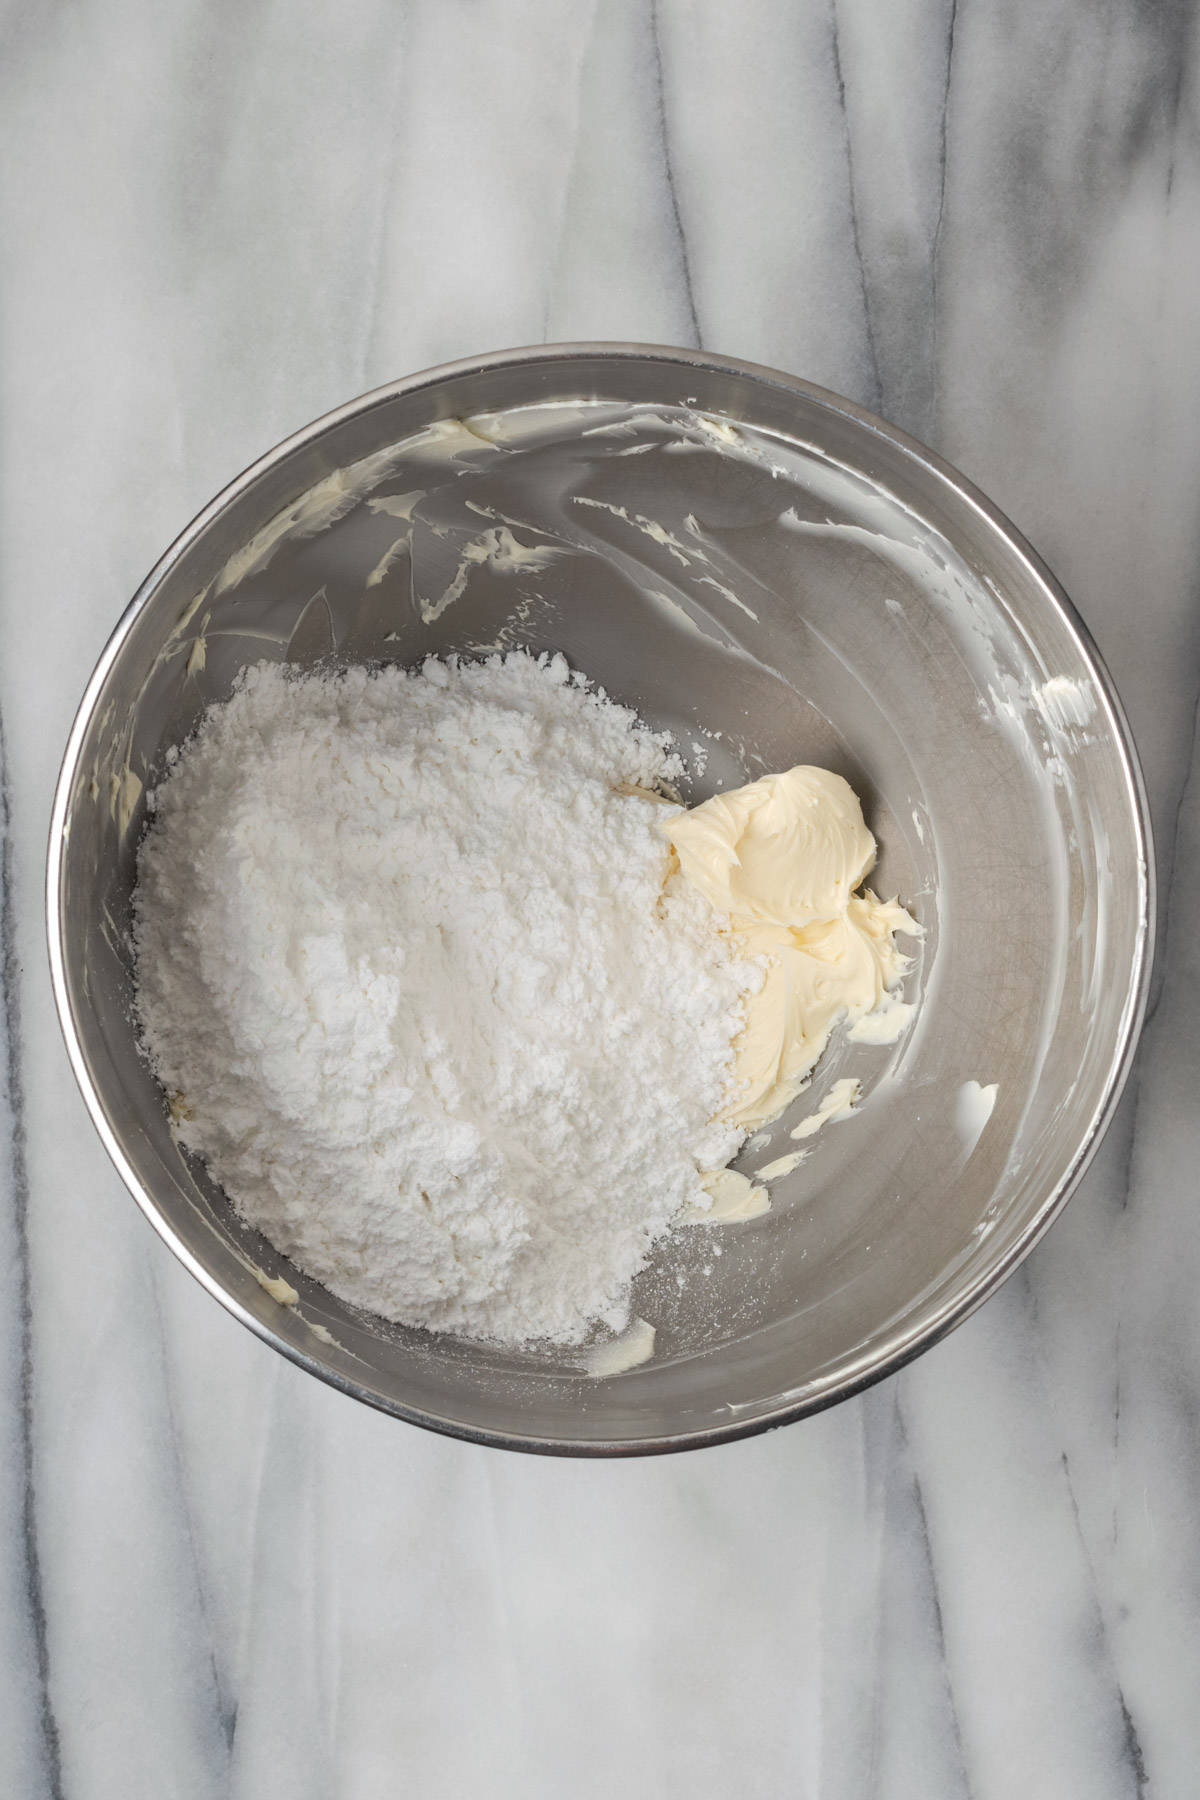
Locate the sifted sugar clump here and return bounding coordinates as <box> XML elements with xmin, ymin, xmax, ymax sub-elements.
<box><xmin>133</xmin><ymin>651</ymin><xmax>760</xmax><ymax>1348</ymax></box>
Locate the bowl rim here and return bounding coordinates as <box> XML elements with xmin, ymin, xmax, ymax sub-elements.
<box><xmin>46</xmin><ymin>341</ymin><xmax>1157</xmax><ymax>1456</ymax></box>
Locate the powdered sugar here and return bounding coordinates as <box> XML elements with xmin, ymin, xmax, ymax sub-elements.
<box><xmin>133</xmin><ymin>651</ymin><xmax>758</xmax><ymax>1348</ymax></box>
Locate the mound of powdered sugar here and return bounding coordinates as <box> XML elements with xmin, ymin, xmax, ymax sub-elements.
<box><xmin>133</xmin><ymin>651</ymin><xmax>759</xmax><ymax>1348</ymax></box>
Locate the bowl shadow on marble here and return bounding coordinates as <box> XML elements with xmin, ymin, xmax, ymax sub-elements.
<box><xmin>47</xmin><ymin>345</ymin><xmax>1153</xmax><ymax>1455</ymax></box>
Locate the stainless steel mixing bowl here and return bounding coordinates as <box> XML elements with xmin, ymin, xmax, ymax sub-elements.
<box><xmin>48</xmin><ymin>345</ymin><xmax>1153</xmax><ymax>1454</ymax></box>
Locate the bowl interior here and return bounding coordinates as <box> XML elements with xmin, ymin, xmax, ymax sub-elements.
<box><xmin>51</xmin><ymin>351</ymin><xmax>1149</xmax><ymax>1451</ymax></box>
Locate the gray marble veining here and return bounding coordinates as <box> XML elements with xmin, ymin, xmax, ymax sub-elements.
<box><xmin>2</xmin><ymin>1</ymin><xmax>1198</xmax><ymax>1794</ymax></box>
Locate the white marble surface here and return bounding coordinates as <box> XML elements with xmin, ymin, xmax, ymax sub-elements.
<box><xmin>2</xmin><ymin>2</ymin><xmax>1198</xmax><ymax>1794</ymax></box>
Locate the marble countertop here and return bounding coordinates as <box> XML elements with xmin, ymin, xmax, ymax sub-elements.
<box><xmin>3</xmin><ymin>3</ymin><xmax>1198</xmax><ymax>1795</ymax></box>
